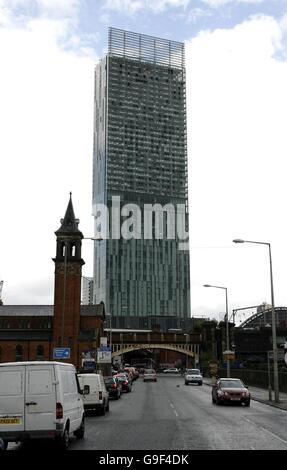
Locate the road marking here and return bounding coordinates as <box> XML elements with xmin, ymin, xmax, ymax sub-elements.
<box><xmin>243</xmin><ymin>417</ymin><xmax>287</xmax><ymax>447</ymax></box>
<box><xmin>257</xmin><ymin>426</ymin><xmax>287</xmax><ymax>446</ymax></box>
<box><xmin>170</xmin><ymin>402</ymin><xmax>178</xmax><ymax>417</ymax></box>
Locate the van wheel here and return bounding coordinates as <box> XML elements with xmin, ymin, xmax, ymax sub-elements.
<box><xmin>100</xmin><ymin>404</ymin><xmax>106</xmax><ymax>415</ymax></box>
<box><xmin>74</xmin><ymin>416</ymin><xmax>85</xmax><ymax>440</ymax></box>
<box><xmin>106</xmin><ymin>401</ymin><xmax>110</xmax><ymax>412</ymax></box>
<box><xmin>57</xmin><ymin>426</ymin><xmax>70</xmax><ymax>450</ymax></box>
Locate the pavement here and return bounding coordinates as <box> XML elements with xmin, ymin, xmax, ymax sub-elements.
<box><xmin>203</xmin><ymin>377</ymin><xmax>287</xmax><ymax>411</ymax></box>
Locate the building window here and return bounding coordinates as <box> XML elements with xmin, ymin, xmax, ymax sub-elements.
<box><xmin>36</xmin><ymin>345</ymin><xmax>44</xmax><ymax>360</ymax></box>
<box><xmin>15</xmin><ymin>344</ymin><xmax>23</xmax><ymax>361</ymax></box>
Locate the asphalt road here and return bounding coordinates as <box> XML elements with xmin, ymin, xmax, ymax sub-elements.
<box><xmin>70</xmin><ymin>374</ymin><xmax>287</xmax><ymax>450</ymax></box>
<box><xmin>9</xmin><ymin>374</ymin><xmax>287</xmax><ymax>450</ymax></box>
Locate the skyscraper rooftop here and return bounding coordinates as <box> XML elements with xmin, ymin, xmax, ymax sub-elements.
<box><xmin>108</xmin><ymin>27</ymin><xmax>185</xmax><ymax>69</ymax></box>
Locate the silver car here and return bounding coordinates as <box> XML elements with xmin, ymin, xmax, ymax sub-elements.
<box><xmin>184</xmin><ymin>369</ymin><xmax>203</xmax><ymax>385</ymax></box>
<box><xmin>163</xmin><ymin>368</ymin><xmax>180</xmax><ymax>374</ymax></box>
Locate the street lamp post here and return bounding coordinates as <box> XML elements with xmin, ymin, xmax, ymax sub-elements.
<box><xmin>106</xmin><ymin>312</ymin><xmax>112</xmax><ymax>361</ymax></box>
<box><xmin>184</xmin><ymin>334</ymin><xmax>189</xmax><ymax>369</ymax></box>
<box><xmin>233</xmin><ymin>239</ymin><xmax>279</xmax><ymax>403</ymax></box>
<box><xmin>203</xmin><ymin>284</ymin><xmax>230</xmax><ymax>378</ymax></box>
<box><xmin>267</xmin><ymin>351</ymin><xmax>272</xmax><ymax>401</ymax></box>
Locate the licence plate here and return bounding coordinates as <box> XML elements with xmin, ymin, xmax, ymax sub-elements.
<box><xmin>0</xmin><ymin>417</ymin><xmax>22</xmax><ymax>425</ymax></box>
<box><xmin>230</xmin><ymin>397</ymin><xmax>240</xmax><ymax>401</ymax></box>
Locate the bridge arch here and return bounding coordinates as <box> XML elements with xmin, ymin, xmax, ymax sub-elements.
<box><xmin>111</xmin><ymin>343</ymin><xmax>196</xmax><ymax>358</ymax></box>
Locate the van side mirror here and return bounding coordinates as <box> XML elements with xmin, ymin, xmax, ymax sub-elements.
<box><xmin>83</xmin><ymin>385</ymin><xmax>90</xmax><ymax>395</ymax></box>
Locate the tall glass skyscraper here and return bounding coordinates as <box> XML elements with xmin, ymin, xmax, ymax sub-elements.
<box><xmin>93</xmin><ymin>28</ymin><xmax>190</xmax><ymax>320</ymax></box>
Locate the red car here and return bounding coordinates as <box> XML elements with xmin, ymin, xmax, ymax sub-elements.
<box><xmin>212</xmin><ymin>378</ymin><xmax>250</xmax><ymax>406</ymax></box>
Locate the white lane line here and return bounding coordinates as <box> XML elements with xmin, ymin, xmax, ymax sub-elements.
<box><xmin>170</xmin><ymin>402</ymin><xmax>178</xmax><ymax>417</ymax></box>
<box><xmin>243</xmin><ymin>417</ymin><xmax>287</xmax><ymax>446</ymax></box>
<box><xmin>258</xmin><ymin>426</ymin><xmax>287</xmax><ymax>446</ymax></box>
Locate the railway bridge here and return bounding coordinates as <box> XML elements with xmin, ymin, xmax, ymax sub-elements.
<box><xmin>106</xmin><ymin>329</ymin><xmax>202</xmax><ymax>366</ymax></box>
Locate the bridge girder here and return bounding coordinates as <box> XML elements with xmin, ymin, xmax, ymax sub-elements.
<box><xmin>111</xmin><ymin>343</ymin><xmax>196</xmax><ymax>358</ymax></box>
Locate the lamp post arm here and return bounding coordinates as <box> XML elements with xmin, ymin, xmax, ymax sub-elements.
<box><xmin>243</xmin><ymin>240</ymin><xmax>269</xmax><ymax>246</ymax></box>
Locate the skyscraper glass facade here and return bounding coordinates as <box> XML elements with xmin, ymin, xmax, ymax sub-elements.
<box><xmin>93</xmin><ymin>28</ymin><xmax>190</xmax><ymax>319</ymax></box>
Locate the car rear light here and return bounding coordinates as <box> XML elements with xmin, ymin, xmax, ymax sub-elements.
<box><xmin>124</xmin><ymin>381</ymin><xmax>128</xmax><ymax>385</ymax></box>
<box><xmin>56</xmin><ymin>402</ymin><xmax>63</xmax><ymax>419</ymax></box>
<box><xmin>99</xmin><ymin>391</ymin><xmax>102</xmax><ymax>400</ymax></box>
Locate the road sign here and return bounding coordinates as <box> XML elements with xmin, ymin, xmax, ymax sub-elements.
<box><xmin>100</xmin><ymin>337</ymin><xmax>107</xmax><ymax>347</ymax></box>
<box><xmin>113</xmin><ymin>355</ymin><xmax>122</xmax><ymax>364</ymax></box>
<box><xmin>269</xmin><ymin>350</ymin><xmax>285</xmax><ymax>360</ymax></box>
<box><xmin>53</xmin><ymin>348</ymin><xmax>70</xmax><ymax>359</ymax></box>
<box><xmin>99</xmin><ymin>346</ymin><xmax>111</xmax><ymax>352</ymax></box>
<box><xmin>97</xmin><ymin>350</ymin><xmax>111</xmax><ymax>363</ymax></box>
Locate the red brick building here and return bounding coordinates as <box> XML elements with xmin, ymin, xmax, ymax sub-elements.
<box><xmin>0</xmin><ymin>195</ymin><xmax>105</xmax><ymax>369</ymax></box>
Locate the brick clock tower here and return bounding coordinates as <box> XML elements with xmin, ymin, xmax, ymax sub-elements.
<box><xmin>52</xmin><ymin>193</ymin><xmax>85</xmax><ymax>367</ymax></box>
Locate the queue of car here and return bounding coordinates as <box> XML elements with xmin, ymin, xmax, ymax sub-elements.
<box><xmin>0</xmin><ymin>361</ymin><xmax>252</xmax><ymax>451</ymax></box>
<box><xmin>0</xmin><ymin>361</ymin><xmax>140</xmax><ymax>451</ymax></box>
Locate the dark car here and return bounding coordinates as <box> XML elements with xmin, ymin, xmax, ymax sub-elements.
<box><xmin>0</xmin><ymin>438</ymin><xmax>8</xmax><ymax>450</ymax></box>
<box><xmin>212</xmin><ymin>378</ymin><xmax>251</xmax><ymax>406</ymax></box>
<box><xmin>115</xmin><ymin>373</ymin><xmax>132</xmax><ymax>393</ymax></box>
<box><xmin>104</xmin><ymin>376</ymin><xmax>122</xmax><ymax>400</ymax></box>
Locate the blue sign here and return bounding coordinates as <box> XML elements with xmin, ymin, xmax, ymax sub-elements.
<box><xmin>99</xmin><ymin>346</ymin><xmax>111</xmax><ymax>352</ymax></box>
<box><xmin>53</xmin><ymin>348</ymin><xmax>70</xmax><ymax>359</ymax></box>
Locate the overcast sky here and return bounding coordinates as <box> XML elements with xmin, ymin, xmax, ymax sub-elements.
<box><xmin>1</xmin><ymin>0</ymin><xmax>287</xmax><ymax>325</ymax></box>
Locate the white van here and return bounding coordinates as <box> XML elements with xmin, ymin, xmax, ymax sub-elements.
<box><xmin>0</xmin><ymin>361</ymin><xmax>85</xmax><ymax>449</ymax></box>
<box><xmin>77</xmin><ymin>373</ymin><xmax>109</xmax><ymax>415</ymax></box>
